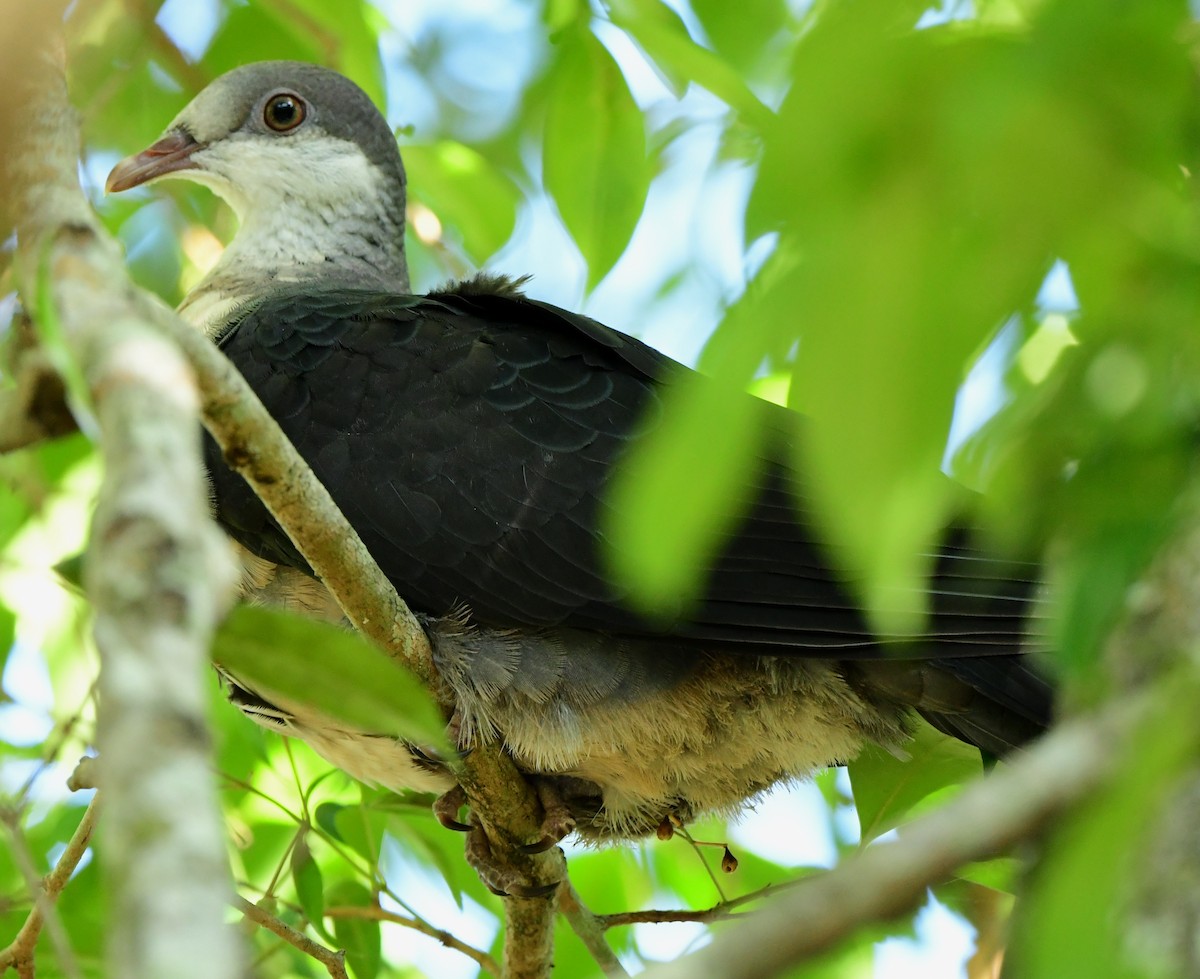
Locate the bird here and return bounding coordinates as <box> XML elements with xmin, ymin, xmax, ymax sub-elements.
<box><xmin>106</xmin><ymin>60</ymin><xmax>1051</xmax><ymax>871</ymax></box>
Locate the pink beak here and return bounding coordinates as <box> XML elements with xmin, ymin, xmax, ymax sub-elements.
<box><xmin>106</xmin><ymin>129</ymin><xmax>202</xmax><ymax>193</ymax></box>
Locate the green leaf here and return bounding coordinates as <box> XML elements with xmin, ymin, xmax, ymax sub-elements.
<box><xmin>605</xmin><ymin>373</ymin><xmax>769</xmax><ymax>618</ymax></box>
<box><xmin>954</xmin><ymin>857</ymin><xmax>1021</xmax><ymax>895</ymax></box>
<box><xmin>290</xmin><ymin>828</ymin><xmax>328</xmax><ymax>933</ymax></box>
<box><xmin>690</xmin><ymin>0</ymin><xmax>793</xmax><ymax>78</ymax></box>
<box><xmin>0</xmin><ymin>603</ymin><xmax>17</xmax><ymax>700</ymax></box>
<box><xmin>848</xmin><ymin>719</ymin><xmax>982</xmax><ymax>844</ymax></box>
<box><xmin>543</xmin><ymin>25</ymin><xmax>651</xmax><ymax>288</ymax></box>
<box><xmin>734</xmin><ymin>0</ymin><xmax>1196</xmax><ymax>645</ymax></box>
<box><xmin>605</xmin><ymin>0</ymin><xmax>773</xmax><ymax>129</ymax></box>
<box><xmin>54</xmin><ymin>846</ymin><xmax>105</xmax><ymax>958</ymax></box>
<box><xmin>332</xmin><ymin>802</ymin><xmax>386</xmax><ymax>865</ymax></box>
<box><xmin>744</xmin><ymin>26</ymin><xmax>1033</xmax><ymax>630</ymax></box>
<box><xmin>259</xmin><ymin>0</ymin><xmax>387</xmax><ymax>106</ymax></box>
<box><xmin>316</xmin><ymin>801</ymin><xmax>347</xmax><ymax>842</ymax></box>
<box><xmin>211</xmin><ymin>605</ymin><xmax>448</xmax><ymax>752</ymax></box>
<box><xmin>204</xmin><ymin>5</ymin><xmax>328</xmax><ymax>79</ymax></box>
<box><xmin>383</xmin><ymin>806</ymin><xmax>489</xmax><ymax>908</ymax></box>
<box><xmin>202</xmin><ymin>1</ymin><xmax>384</xmax><ymax>103</ymax></box>
<box><xmin>327</xmin><ymin>881</ymin><xmax>381</xmax><ymax>979</ymax></box>
<box><xmin>403</xmin><ymin>141</ymin><xmax>521</xmax><ymax>264</ymax></box>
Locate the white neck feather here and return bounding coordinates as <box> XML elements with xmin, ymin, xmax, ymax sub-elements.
<box><xmin>176</xmin><ymin>132</ymin><xmax>408</xmax><ymax>336</ymax></box>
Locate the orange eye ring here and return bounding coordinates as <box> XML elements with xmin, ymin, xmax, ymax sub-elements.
<box><xmin>264</xmin><ymin>93</ymin><xmax>306</xmax><ymax>132</ymax></box>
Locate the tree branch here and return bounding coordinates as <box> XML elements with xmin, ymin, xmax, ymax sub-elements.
<box><xmin>9</xmin><ymin>53</ymin><xmax>244</xmax><ymax>979</ymax></box>
<box><xmin>324</xmin><ymin>903</ymin><xmax>501</xmax><ymax>975</ymax></box>
<box><xmin>559</xmin><ymin>884</ymin><xmax>630</xmax><ymax>978</ymax></box>
<box><xmin>640</xmin><ymin>700</ymin><xmax>1138</xmax><ymax>979</ymax></box>
<box><xmin>600</xmin><ymin>906</ymin><xmax>747</xmax><ymax>929</ymax></box>
<box><xmin>236</xmin><ymin>897</ymin><xmax>350</xmax><ymax>979</ymax></box>
<box><xmin>0</xmin><ymin>796</ymin><xmax>98</xmax><ymax>979</ymax></box>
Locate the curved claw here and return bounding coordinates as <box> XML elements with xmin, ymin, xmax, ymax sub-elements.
<box><xmin>520</xmin><ymin>835</ymin><xmax>560</xmax><ymax>855</ymax></box>
<box><xmin>481</xmin><ymin>878</ymin><xmax>559</xmax><ymax>898</ymax></box>
<box><xmin>465</xmin><ymin>821</ymin><xmax>563</xmax><ymax>898</ymax></box>
<box><xmin>504</xmin><ymin>879</ymin><xmax>561</xmax><ymax>899</ymax></box>
<box><xmin>433</xmin><ymin>785</ymin><xmax>472</xmax><ymax>832</ymax></box>
<box><xmin>434</xmin><ymin>775</ymin><xmax>570</xmax><ymax>895</ymax></box>
<box><xmin>413</xmin><ymin>743</ymin><xmax>471</xmax><ymax>766</ymax></box>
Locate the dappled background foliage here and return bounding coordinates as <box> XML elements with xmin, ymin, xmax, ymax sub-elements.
<box><xmin>3</xmin><ymin>0</ymin><xmax>1200</xmax><ymax>976</ymax></box>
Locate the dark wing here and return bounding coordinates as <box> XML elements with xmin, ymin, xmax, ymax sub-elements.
<box><xmin>207</xmin><ymin>284</ymin><xmax>1040</xmax><ymax>661</ymax></box>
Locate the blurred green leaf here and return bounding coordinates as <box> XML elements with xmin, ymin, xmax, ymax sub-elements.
<box><xmin>953</xmin><ymin>857</ymin><xmax>1021</xmax><ymax>895</ymax></box>
<box><xmin>194</xmin><ymin>4</ymin><xmax>362</xmax><ymax>107</ymax></box>
<box><xmin>543</xmin><ymin>24</ymin><xmax>651</xmax><ymax>288</ymax></box>
<box><xmin>788</xmin><ymin>920</ymin><xmax>888</xmax><ymax>979</ymax></box>
<box><xmin>606</xmin><ymin>373</ymin><xmax>769</xmax><ymax>618</ymax></box>
<box><xmin>316</xmin><ymin>801</ymin><xmax>347</xmax><ymax>841</ymax></box>
<box><xmin>55</xmin><ymin>847</ymin><xmax>105</xmax><ymax>964</ymax></box>
<box><xmin>605</xmin><ymin>0</ymin><xmax>773</xmax><ymax>129</ymax></box>
<box><xmin>690</xmin><ymin>0</ymin><xmax>793</xmax><ymax>79</ymax></box>
<box><xmin>332</xmin><ymin>800</ymin><xmax>387</xmax><ymax>866</ymax></box>
<box><xmin>404</xmin><ymin>141</ymin><xmax>521</xmax><ymax>264</ymax></box>
<box><xmin>570</xmin><ymin>846</ymin><xmax>654</xmax><ymax>920</ymax></box>
<box><xmin>74</xmin><ymin>53</ymin><xmax>187</xmax><ymax>154</ymax></box>
<box><xmin>736</xmin><ymin>0</ymin><xmax>1196</xmax><ymax>639</ymax></box>
<box><xmin>327</xmin><ymin>880</ymin><xmax>382</xmax><ymax>979</ymax></box>
<box><xmin>212</xmin><ymin>605</ymin><xmax>448</xmax><ymax>752</ymax></box>
<box><xmin>258</xmin><ymin>0</ymin><xmax>387</xmax><ymax>104</ymax></box>
<box><xmin>382</xmin><ymin>805</ymin><xmax>484</xmax><ymax>908</ymax></box>
<box><xmin>291</xmin><ymin>828</ymin><xmax>327</xmax><ymax>932</ymax></box>
<box><xmin>228</xmin><ymin>821</ymin><xmax>299</xmax><ymax>887</ymax></box>
<box><xmin>849</xmin><ymin>720</ymin><xmax>982</xmax><ymax>844</ymax></box>
<box><xmin>0</xmin><ymin>603</ymin><xmax>16</xmax><ymax>700</ymax></box>
<box><xmin>31</xmin><ymin>431</ymin><xmax>95</xmax><ymax>490</ymax></box>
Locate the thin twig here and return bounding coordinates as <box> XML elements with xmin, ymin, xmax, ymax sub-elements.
<box><xmin>0</xmin><ymin>796</ymin><xmax>98</xmax><ymax>978</ymax></box>
<box><xmin>599</xmin><ymin>878</ymin><xmax>796</xmax><ymax>930</ymax></box>
<box><xmin>324</xmin><ymin>904</ymin><xmax>501</xmax><ymax>975</ymax></box>
<box><xmin>236</xmin><ymin>897</ymin><xmax>349</xmax><ymax>979</ymax></box>
<box><xmin>671</xmin><ymin>825</ymin><xmax>728</xmax><ymax>903</ymax></box>
<box><xmin>559</xmin><ymin>884</ymin><xmax>630</xmax><ymax>978</ymax></box>
<box><xmin>601</xmin><ymin>907</ymin><xmax>747</xmax><ymax>929</ymax></box>
<box><xmin>14</xmin><ymin>682</ymin><xmax>96</xmax><ymax>803</ymax></box>
<box><xmin>641</xmin><ymin>701</ymin><xmax>1140</xmax><ymax>979</ymax></box>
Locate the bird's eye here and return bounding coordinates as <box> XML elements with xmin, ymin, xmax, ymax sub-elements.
<box><xmin>263</xmin><ymin>93</ymin><xmax>306</xmax><ymax>132</ymax></box>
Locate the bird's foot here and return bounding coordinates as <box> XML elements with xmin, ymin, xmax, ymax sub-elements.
<box><xmin>521</xmin><ymin>778</ymin><xmax>576</xmax><ymax>853</ymax></box>
<box><xmin>464</xmin><ymin>820</ymin><xmax>560</xmax><ymax>898</ymax></box>
<box><xmin>432</xmin><ymin>777</ymin><xmax>572</xmax><ymax>896</ymax></box>
<box><xmin>434</xmin><ymin>777</ymin><xmax>576</xmax><ymax>851</ymax></box>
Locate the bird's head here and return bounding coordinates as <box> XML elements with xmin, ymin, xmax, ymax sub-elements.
<box><xmin>107</xmin><ymin>61</ymin><xmax>410</xmax><ymax>322</ymax></box>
